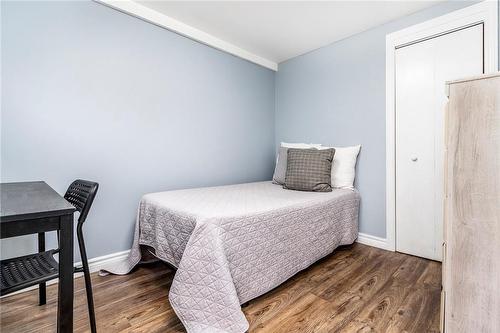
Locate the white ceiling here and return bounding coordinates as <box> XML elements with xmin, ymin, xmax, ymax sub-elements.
<box><xmin>136</xmin><ymin>1</ymin><xmax>443</xmax><ymax>65</ymax></box>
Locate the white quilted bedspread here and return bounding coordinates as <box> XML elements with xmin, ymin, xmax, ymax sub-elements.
<box><xmin>102</xmin><ymin>181</ymin><xmax>360</xmax><ymax>333</ymax></box>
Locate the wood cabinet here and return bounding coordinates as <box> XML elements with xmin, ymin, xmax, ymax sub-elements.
<box><xmin>442</xmin><ymin>72</ymin><xmax>500</xmax><ymax>332</ymax></box>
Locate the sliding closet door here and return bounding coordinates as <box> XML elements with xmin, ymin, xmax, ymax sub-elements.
<box><xmin>395</xmin><ymin>24</ymin><xmax>483</xmax><ymax>261</ymax></box>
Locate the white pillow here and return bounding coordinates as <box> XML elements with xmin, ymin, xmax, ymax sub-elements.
<box><xmin>276</xmin><ymin>142</ymin><xmax>322</xmax><ymax>163</ymax></box>
<box><xmin>321</xmin><ymin>145</ymin><xmax>361</xmax><ymax>188</ymax></box>
<box><xmin>272</xmin><ymin>143</ymin><xmax>323</xmax><ymax>184</ymax></box>
<box><xmin>280</xmin><ymin>142</ymin><xmax>322</xmax><ymax>149</ymax></box>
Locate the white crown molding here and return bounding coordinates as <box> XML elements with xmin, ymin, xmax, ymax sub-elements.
<box><xmin>94</xmin><ymin>0</ymin><xmax>278</xmax><ymax>71</ymax></box>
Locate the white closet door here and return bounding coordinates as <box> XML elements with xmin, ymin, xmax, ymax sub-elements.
<box><xmin>395</xmin><ymin>24</ymin><xmax>483</xmax><ymax>261</ymax></box>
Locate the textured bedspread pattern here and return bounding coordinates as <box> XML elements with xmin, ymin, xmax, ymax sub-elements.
<box><xmin>102</xmin><ymin>182</ymin><xmax>360</xmax><ymax>333</ymax></box>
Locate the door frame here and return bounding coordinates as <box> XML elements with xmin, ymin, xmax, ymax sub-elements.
<box><xmin>385</xmin><ymin>1</ymin><xmax>498</xmax><ymax>252</ymax></box>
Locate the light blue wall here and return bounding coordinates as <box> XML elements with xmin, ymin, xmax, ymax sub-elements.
<box><xmin>275</xmin><ymin>1</ymin><xmax>497</xmax><ymax>238</ymax></box>
<box><xmin>1</xmin><ymin>1</ymin><xmax>275</xmax><ymax>260</ymax></box>
<box><xmin>2</xmin><ymin>1</ymin><xmax>498</xmax><ymax>260</ymax></box>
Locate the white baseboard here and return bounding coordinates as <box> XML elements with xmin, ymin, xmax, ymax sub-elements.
<box><xmin>79</xmin><ymin>249</ymin><xmax>130</xmax><ymax>274</ymax></box>
<box><xmin>3</xmin><ymin>234</ymin><xmax>391</xmax><ymax>298</ymax></box>
<box><xmin>1</xmin><ymin>249</ymin><xmax>130</xmax><ymax>298</ymax></box>
<box><xmin>356</xmin><ymin>232</ymin><xmax>392</xmax><ymax>251</ymax></box>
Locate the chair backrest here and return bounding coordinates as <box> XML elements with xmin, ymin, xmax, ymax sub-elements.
<box><xmin>64</xmin><ymin>179</ymin><xmax>99</xmax><ymax>223</ymax></box>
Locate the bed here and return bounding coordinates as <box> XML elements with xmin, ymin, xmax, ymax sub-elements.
<box><xmin>103</xmin><ymin>181</ymin><xmax>360</xmax><ymax>333</ymax></box>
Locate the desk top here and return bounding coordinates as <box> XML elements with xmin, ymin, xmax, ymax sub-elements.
<box><xmin>1</xmin><ymin>181</ymin><xmax>75</xmax><ymax>223</ymax></box>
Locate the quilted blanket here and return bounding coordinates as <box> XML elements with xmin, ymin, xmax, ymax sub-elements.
<box><xmin>102</xmin><ymin>181</ymin><xmax>360</xmax><ymax>333</ymax></box>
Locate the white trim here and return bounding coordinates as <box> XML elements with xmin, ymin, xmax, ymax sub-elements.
<box><xmin>1</xmin><ymin>250</ymin><xmax>130</xmax><ymax>298</ymax></box>
<box><xmin>78</xmin><ymin>249</ymin><xmax>130</xmax><ymax>273</ymax></box>
<box><xmin>385</xmin><ymin>1</ymin><xmax>498</xmax><ymax>253</ymax></box>
<box><xmin>356</xmin><ymin>232</ymin><xmax>391</xmax><ymax>251</ymax></box>
<box><xmin>93</xmin><ymin>0</ymin><xmax>278</xmax><ymax>71</ymax></box>
<box><xmin>1</xmin><ymin>234</ymin><xmax>410</xmax><ymax>298</ymax></box>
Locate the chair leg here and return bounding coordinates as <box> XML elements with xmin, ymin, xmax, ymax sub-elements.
<box><xmin>38</xmin><ymin>232</ymin><xmax>46</xmax><ymax>306</ymax></box>
<box><xmin>77</xmin><ymin>224</ymin><xmax>97</xmax><ymax>333</ymax></box>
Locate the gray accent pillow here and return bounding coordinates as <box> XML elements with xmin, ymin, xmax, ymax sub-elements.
<box><xmin>284</xmin><ymin>148</ymin><xmax>335</xmax><ymax>192</ymax></box>
<box><xmin>272</xmin><ymin>146</ymin><xmax>289</xmax><ymax>185</ymax></box>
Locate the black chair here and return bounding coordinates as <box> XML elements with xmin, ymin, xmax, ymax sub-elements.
<box><xmin>0</xmin><ymin>180</ymin><xmax>99</xmax><ymax>333</ymax></box>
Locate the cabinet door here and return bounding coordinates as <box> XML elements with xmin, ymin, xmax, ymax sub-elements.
<box><xmin>445</xmin><ymin>75</ymin><xmax>500</xmax><ymax>333</ymax></box>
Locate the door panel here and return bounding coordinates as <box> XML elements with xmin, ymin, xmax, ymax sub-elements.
<box><xmin>395</xmin><ymin>24</ymin><xmax>483</xmax><ymax>261</ymax></box>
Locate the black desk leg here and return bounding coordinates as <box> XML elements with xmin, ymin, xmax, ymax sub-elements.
<box><xmin>57</xmin><ymin>214</ymin><xmax>74</xmax><ymax>333</ymax></box>
<box><xmin>38</xmin><ymin>232</ymin><xmax>47</xmax><ymax>306</ymax></box>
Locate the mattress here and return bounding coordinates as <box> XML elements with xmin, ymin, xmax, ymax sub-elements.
<box><xmin>102</xmin><ymin>181</ymin><xmax>360</xmax><ymax>333</ymax></box>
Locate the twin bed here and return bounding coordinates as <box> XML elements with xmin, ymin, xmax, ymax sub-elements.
<box><xmin>103</xmin><ymin>181</ymin><xmax>360</xmax><ymax>333</ymax></box>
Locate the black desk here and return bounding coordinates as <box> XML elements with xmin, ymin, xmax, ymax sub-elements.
<box><xmin>1</xmin><ymin>181</ymin><xmax>76</xmax><ymax>332</ymax></box>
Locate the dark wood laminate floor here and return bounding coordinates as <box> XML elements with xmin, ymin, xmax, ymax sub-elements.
<box><xmin>0</xmin><ymin>244</ymin><xmax>441</xmax><ymax>333</ymax></box>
